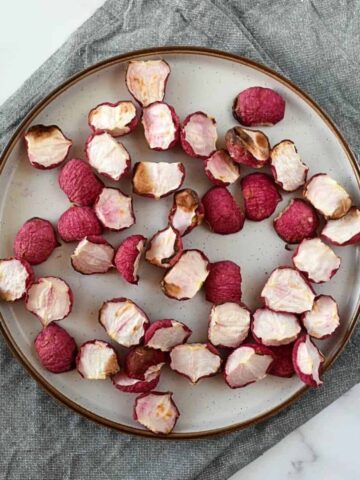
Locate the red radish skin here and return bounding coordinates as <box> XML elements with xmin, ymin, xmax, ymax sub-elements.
<box><xmin>0</xmin><ymin>258</ymin><xmax>34</xmax><ymax>302</ymax></box>
<box><xmin>205</xmin><ymin>260</ymin><xmax>242</xmax><ymax>304</ymax></box>
<box><xmin>241</xmin><ymin>173</ymin><xmax>282</xmax><ymax>221</ymax></box>
<box><xmin>274</xmin><ymin>198</ymin><xmax>319</xmax><ymax>244</ymax></box>
<box><xmin>292</xmin><ymin>238</ymin><xmax>341</xmax><ymax>283</ymax></box>
<box><xmin>76</xmin><ymin>340</ymin><xmax>120</xmax><ymax>379</ymax></box>
<box><xmin>161</xmin><ymin>250</ymin><xmax>210</xmax><ymax>301</ymax></box>
<box><xmin>14</xmin><ymin>217</ymin><xmax>59</xmax><ymax>265</ymax></box>
<box><xmin>34</xmin><ymin>323</ymin><xmax>78</xmax><ymax>373</ymax></box>
<box><xmin>85</xmin><ymin>132</ymin><xmax>131</xmax><ymax>181</ymax></box>
<box><xmin>268</xmin><ymin>344</ymin><xmax>295</xmax><ymax>378</ymax></box>
<box><xmin>25</xmin><ymin>124</ymin><xmax>72</xmax><ymax>169</ymax></box>
<box><xmin>94</xmin><ymin>187</ymin><xmax>135</xmax><ymax>232</ymax></box>
<box><xmin>233</xmin><ymin>87</ymin><xmax>285</xmax><ymax>126</ymax></box>
<box><xmin>132</xmin><ymin>162</ymin><xmax>185</xmax><ymax>199</ymax></box>
<box><xmin>303</xmin><ymin>173</ymin><xmax>352</xmax><ymax>219</ymax></box>
<box><xmin>88</xmin><ymin>100</ymin><xmax>138</xmax><ymax>136</ymax></box>
<box><xmin>145</xmin><ymin>226</ymin><xmax>183</xmax><ymax>269</ymax></box>
<box><xmin>134</xmin><ymin>391</ymin><xmax>179</xmax><ymax>435</ymax></box>
<box><xmin>126</xmin><ymin>59</ymin><xmax>170</xmax><ymax>107</ymax></box>
<box><xmin>180</xmin><ymin>112</ymin><xmax>218</xmax><ymax>159</ymax></box>
<box><xmin>25</xmin><ymin>276</ymin><xmax>73</xmax><ymax>326</ymax></box>
<box><xmin>292</xmin><ymin>334</ymin><xmax>324</xmax><ymax>387</ymax></box>
<box><xmin>125</xmin><ymin>346</ymin><xmax>167</xmax><ymax>380</ymax></box>
<box><xmin>202</xmin><ymin>186</ymin><xmax>245</xmax><ymax>235</ymax></box>
<box><xmin>58</xmin><ymin>159</ymin><xmax>104</xmax><ymax>206</ymax></box>
<box><xmin>321</xmin><ymin>206</ymin><xmax>360</xmax><ymax>246</ymax></box>
<box><xmin>71</xmin><ymin>235</ymin><xmax>114</xmax><ymax>275</ymax></box>
<box><xmin>261</xmin><ymin>267</ymin><xmax>315</xmax><ymax>314</ymax></box>
<box><xmin>301</xmin><ymin>295</ymin><xmax>340</xmax><ymax>339</ymax></box>
<box><xmin>204</xmin><ymin>150</ymin><xmax>241</xmax><ymax>186</ymax></box>
<box><xmin>112</xmin><ymin>370</ymin><xmax>160</xmax><ymax>393</ymax></box>
<box><xmin>224</xmin><ymin>343</ymin><xmax>274</xmax><ymax>388</ymax></box>
<box><xmin>57</xmin><ymin>206</ymin><xmax>102</xmax><ymax>242</ymax></box>
<box><xmin>170</xmin><ymin>343</ymin><xmax>221</xmax><ymax>384</ymax></box>
<box><xmin>225</xmin><ymin>126</ymin><xmax>270</xmax><ymax>168</ymax></box>
<box><xmin>208</xmin><ymin>302</ymin><xmax>251</xmax><ymax>349</ymax></box>
<box><xmin>251</xmin><ymin>308</ymin><xmax>301</xmax><ymax>346</ymax></box>
<box><xmin>270</xmin><ymin>140</ymin><xmax>308</xmax><ymax>192</ymax></box>
<box><xmin>99</xmin><ymin>298</ymin><xmax>149</xmax><ymax>347</ymax></box>
<box><xmin>142</xmin><ymin>101</ymin><xmax>180</xmax><ymax>151</ymax></box>
<box><xmin>114</xmin><ymin>235</ymin><xmax>146</xmax><ymax>284</ymax></box>
<box><xmin>144</xmin><ymin>319</ymin><xmax>192</xmax><ymax>352</ymax></box>
<box><xmin>168</xmin><ymin>189</ymin><xmax>204</xmax><ymax>236</ymax></box>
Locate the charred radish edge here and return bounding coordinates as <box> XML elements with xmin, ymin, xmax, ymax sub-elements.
<box><xmin>76</xmin><ymin>340</ymin><xmax>120</xmax><ymax>379</ymax></box>
<box><xmin>88</xmin><ymin>100</ymin><xmax>138</xmax><ymax>136</ymax></box>
<box><xmin>133</xmin><ymin>391</ymin><xmax>180</xmax><ymax>435</ymax></box>
<box><xmin>132</xmin><ymin>161</ymin><xmax>185</xmax><ymax>199</ymax></box>
<box><xmin>145</xmin><ymin>225</ymin><xmax>183</xmax><ymax>268</ymax></box>
<box><xmin>25</xmin><ymin>124</ymin><xmax>72</xmax><ymax>170</ymax></box>
<box><xmin>225</xmin><ymin>126</ymin><xmax>270</xmax><ymax>168</ymax></box>
<box><xmin>0</xmin><ymin>258</ymin><xmax>34</xmax><ymax>302</ymax></box>
<box><xmin>204</xmin><ymin>150</ymin><xmax>241</xmax><ymax>186</ymax></box>
<box><xmin>125</xmin><ymin>346</ymin><xmax>167</xmax><ymax>380</ymax></box>
<box><xmin>144</xmin><ymin>319</ymin><xmax>192</xmax><ymax>352</ymax></box>
<box><xmin>292</xmin><ymin>334</ymin><xmax>324</xmax><ymax>387</ymax></box>
<box><xmin>168</xmin><ymin>188</ymin><xmax>205</xmax><ymax>236</ymax></box>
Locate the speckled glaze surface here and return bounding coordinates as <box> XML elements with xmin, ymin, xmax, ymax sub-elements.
<box><xmin>0</xmin><ymin>48</ymin><xmax>359</xmax><ymax>438</ymax></box>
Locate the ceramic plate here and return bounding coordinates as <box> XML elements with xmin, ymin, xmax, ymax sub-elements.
<box><xmin>1</xmin><ymin>47</ymin><xmax>359</xmax><ymax>438</ymax></box>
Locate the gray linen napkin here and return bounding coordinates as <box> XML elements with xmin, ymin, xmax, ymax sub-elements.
<box><xmin>1</xmin><ymin>1</ymin><xmax>360</xmax><ymax>479</ymax></box>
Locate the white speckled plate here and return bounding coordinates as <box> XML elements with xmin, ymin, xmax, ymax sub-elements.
<box><xmin>1</xmin><ymin>47</ymin><xmax>359</xmax><ymax>438</ymax></box>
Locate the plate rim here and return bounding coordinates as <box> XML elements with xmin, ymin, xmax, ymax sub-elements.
<box><xmin>1</xmin><ymin>45</ymin><xmax>359</xmax><ymax>440</ymax></box>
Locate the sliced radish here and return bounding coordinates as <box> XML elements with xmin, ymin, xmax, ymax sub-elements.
<box><xmin>99</xmin><ymin>298</ymin><xmax>149</xmax><ymax>347</ymax></box>
<box><xmin>0</xmin><ymin>258</ymin><xmax>34</xmax><ymax>302</ymax></box>
<box><xmin>268</xmin><ymin>344</ymin><xmax>295</xmax><ymax>378</ymax></box>
<box><xmin>125</xmin><ymin>346</ymin><xmax>166</xmax><ymax>380</ymax></box>
<box><xmin>302</xmin><ymin>295</ymin><xmax>340</xmax><ymax>339</ymax></box>
<box><xmin>293</xmin><ymin>238</ymin><xmax>340</xmax><ymax>283</ymax></box>
<box><xmin>132</xmin><ymin>161</ymin><xmax>185</xmax><ymax>199</ymax></box>
<box><xmin>34</xmin><ymin>323</ymin><xmax>77</xmax><ymax>373</ymax></box>
<box><xmin>224</xmin><ymin>344</ymin><xmax>274</xmax><ymax>388</ymax></box>
<box><xmin>25</xmin><ymin>276</ymin><xmax>73</xmax><ymax>326</ymax></box>
<box><xmin>304</xmin><ymin>173</ymin><xmax>352</xmax><ymax>219</ymax></box>
<box><xmin>58</xmin><ymin>158</ymin><xmax>104</xmax><ymax>207</ymax></box>
<box><xmin>270</xmin><ymin>140</ymin><xmax>308</xmax><ymax>191</ymax></box>
<box><xmin>144</xmin><ymin>319</ymin><xmax>192</xmax><ymax>352</ymax></box>
<box><xmin>14</xmin><ymin>217</ymin><xmax>59</xmax><ymax>265</ymax></box>
<box><xmin>202</xmin><ymin>186</ymin><xmax>245</xmax><ymax>235</ymax></box>
<box><xmin>71</xmin><ymin>236</ymin><xmax>114</xmax><ymax>275</ymax></box>
<box><xmin>76</xmin><ymin>340</ymin><xmax>120</xmax><ymax>379</ymax></box>
<box><xmin>94</xmin><ymin>187</ymin><xmax>135</xmax><ymax>231</ymax></box>
<box><xmin>274</xmin><ymin>198</ymin><xmax>319</xmax><ymax>244</ymax></box>
<box><xmin>88</xmin><ymin>100</ymin><xmax>138</xmax><ymax>136</ymax></box>
<box><xmin>168</xmin><ymin>188</ymin><xmax>204</xmax><ymax>236</ymax></box>
<box><xmin>292</xmin><ymin>334</ymin><xmax>324</xmax><ymax>387</ymax></box>
<box><xmin>161</xmin><ymin>250</ymin><xmax>209</xmax><ymax>300</ymax></box>
<box><xmin>225</xmin><ymin>126</ymin><xmax>270</xmax><ymax>168</ymax></box>
<box><xmin>321</xmin><ymin>206</ymin><xmax>360</xmax><ymax>246</ymax></box>
<box><xmin>114</xmin><ymin>235</ymin><xmax>146</xmax><ymax>285</ymax></box>
<box><xmin>25</xmin><ymin>124</ymin><xmax>72</xmax><ymax>169</ymax></box>
<box><xmin>126</xmin><ymin>59</ymin><xmax>170</xmax><ymax>107</ymax></box>
<box><xmin>252</xmin><ymin>308</ymin><xmax>301</xmax><ymax>346</ymax></box>
<box><xmin>204</xmin><ymin>150</ymin><xmax>240</xmax><ymax>186</ymax></box>
<box><xmin>112</xmin><ymin>370</ymin><xmax>160</xmax><ymax>393</ymax></box>
<box><xmin>170</xmin><ymin>343</ymin><xmax>221</xmax><ymax>383</ymax></box>
<box><xmin>208</xmin><ymin>302</ymin><xmax>251</xmax><ymax>348</ymax></box>
<box><xmin>233</xmin><ymin>86</ymin><xmax>285</xmax><ymax>126</ymax></box>
<box><xmin>261</xmin><ymin>267</ymin><xmax>315</xmax><ymax>314</ymax></box>
<box><xmin>85</xmin><ymin>132</ymin><xmax>131</xmax><ymax>181</ymax></box>
<box><xmin>145</xmin><ymin>225</ymin><xmax>183</xmax><ymax>268</ymax></box>
<box><xmin>142</xmin><ymin>101</ymin><xmax>179</xmax><ymax>150</ymax></box>
<box><xmin>205</xmin><ymin>260</ymin><xmax>242</xmax><ymax>304</ymax></box>
<box><xmin>180</xmin><ymin>112</ymin><xmax>217</xmax><ymax>159</ymax></box>
<box><xmin>241</xmin><ymin>173</ymin><xmax>282</xmax><ymax>221</ymax></box>
<box><xmin>57</xmin><ymin>206</ymin><xmax>102</xmax><ymax>242</ymax></box>
<box><xmin>134</xmin><ymin>391</ymin><xmax>179</xmax><ymax>434</ymax></box>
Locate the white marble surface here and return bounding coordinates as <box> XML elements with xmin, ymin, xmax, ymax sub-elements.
<box><xmin>1</xmin><ymin>2</ymin><xmax>359</xmax><ymax>479</ymax></box>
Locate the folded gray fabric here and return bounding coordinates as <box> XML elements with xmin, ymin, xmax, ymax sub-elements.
<box><xmin>1</xmin><ymin>1</ymin><xmax>359</xmax><ymax>479</ymax></box>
